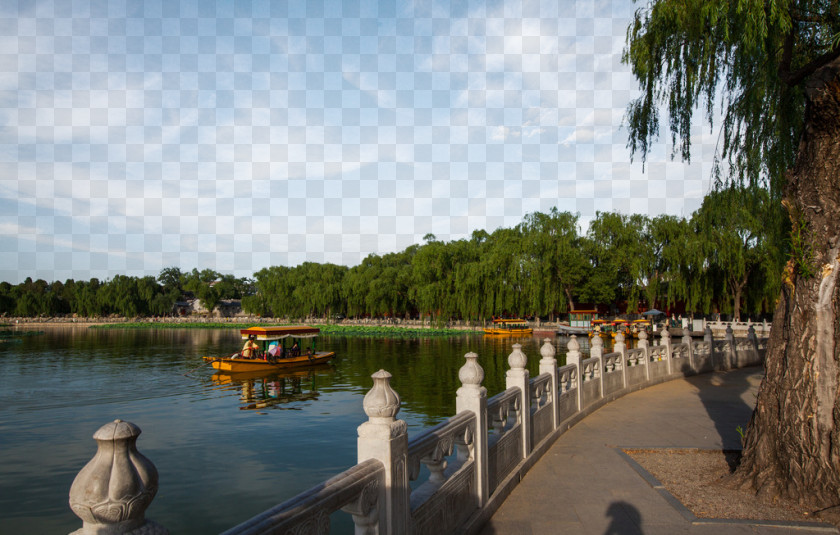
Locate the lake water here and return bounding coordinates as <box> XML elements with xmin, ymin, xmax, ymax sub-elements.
<box><xmin>0</xmin><ymin>326</ymin><xmax>590</xmax><ymax>534</ymax></box>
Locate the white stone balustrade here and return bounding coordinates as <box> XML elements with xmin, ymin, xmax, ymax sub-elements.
<box><xmin>70</xmin><ymin>328</ymin><xmax>770</xmax><ymax>535</ymax></box>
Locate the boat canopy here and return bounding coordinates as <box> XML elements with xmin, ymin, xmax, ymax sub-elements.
<box><xmin>240</xmin><ymin>326</ymin><xmax>320</xmax><ymax>341</ymax></box>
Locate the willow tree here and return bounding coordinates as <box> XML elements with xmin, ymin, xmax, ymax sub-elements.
<box><xmin>693</xmin><ymin>186</ymin><xmax>783</xmax><ymax>320</ymax></box>
<box><xmin>519</xmin><ymin>208</ymin><xmax>588</xmax><ymax>316</ymax></box>
<box><xmin>624</xmin><ymin>0</ymin><xmax>840</xmax><ymax>507</ymax></box>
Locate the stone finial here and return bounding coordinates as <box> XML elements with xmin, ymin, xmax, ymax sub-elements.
<box><xmin>507</xmin><ymin>344</ymin><xmax>527</xmax><ymax>370</ymax></box>
<box><xmin>637</xmin><ymin>329</ymin><xmax>648</xmax><ymax>346</ymax></box>
<box><xmin>539</xmin><ymin>338</ymin><xmax>556</xmax><ymax>361</ymax></box>
<box><xmin>590</xmin><ymin>334</ymin><xmax>603</xmax><ymax>359</ymax></box>
<box><xmin>614</xmin><ymin>331</ymin><xmax>626</xmax><ymax>351</ymax></box>
<box><xmin>69</xmin><ymin>420</ymin><xmax>167</xmax><ymax>535</ymax></box>
<box><xmin>566</xmin><ymin>335</ymin><xmax>582</xmax><ymax>366</ymax></box>
<box><xmin>567</xmin><ymin>335</ymin><xmax>580</xmax><ymax>353</ymax></box>
<box><xmin>459</xmin><ymin>352</ymin><xmax>484</xmax><ymax>389</ymax></box>
<box><xmin>363</xmin><ymin>369</ymin><xmax>401</xmax><ymax>422</ymax></box>
<box><xmin>660</xmin><ymin>328</ymin><xmax>671</xmax><ymax>342</ymax></box>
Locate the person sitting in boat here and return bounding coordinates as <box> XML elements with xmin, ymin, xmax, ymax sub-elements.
<box><xmin>290</xmin><ymin>342</ymin><xmax>299</xmax><ymax>357</ymax></box>
<box><xmin>266</xmin><ymin>342</ymin><xmax>283</xmax><ymax>362</ymax></box>
<box><xmin>241</xmin><ymin>335</ymin><xmax>259</xmax><ymax>359</ymax></box>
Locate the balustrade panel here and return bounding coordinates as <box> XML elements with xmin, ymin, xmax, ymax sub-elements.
<box><xmin>221</xmin><ymin>459</ymin><xmax>384</xmax><ymax>535</ymax></box>
<box><xmin>407</xmin><ymin>411</ymin><xmax>476</xmax><ymax>510</ymax></box>
<box><xmin>692</xmin><ymin>341</ymin><xmax>713</xmax><ymax>373</ymax></box>
<box><xmin>486</xmin><ymin>388</ymin><xmax>523</xmax><ymax>493</ymax></box>
<box><xmin>530</xmin><ymin>373</ymin><xmax>554</xmax><ymax>446</ymax></box>
<box><xmin>648</xmin><ymin>345</ymin><xmax>668</xmax><ymax>379</ymax></box>
<box><xmin>406</xmin><ymin>412</ymin><xmax>479</xmax><ymax>535</ymax></box>
<box><xmin>670</xmin><ymin>343</ymin><xmax>691</xmax><ymax>375</ymax></box>
<box><xmin>580</xmin><ymin>357</ymin><xmax>602</xmax><ymax>408</ymax></box>
<box><xmin>556</xmin><ymin>364</ymin><xmax>578</xmax><ymax>422</ymax></box>
<box><xmin>625</xmin><ymin>347</ymin><xmax>647</xmax><ymax>386</ymax></box>
<box><xmin>602</xmin><ymin>352</ymin><xmax>623</xmax><ymax>395</ymax></box>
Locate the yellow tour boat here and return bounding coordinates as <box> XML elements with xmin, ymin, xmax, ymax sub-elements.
<box><xmin>203</xmin><ymin>325</ymin><xmax>335</xmax><ymax>373</ymax></box>
<box><xmin>483</xmin><ymin>318</ymin><xmax>533</xmax><ymax>336</ymax></box>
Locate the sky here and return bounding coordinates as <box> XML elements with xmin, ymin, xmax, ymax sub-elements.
<box><xmin>0</xmin><ymin>0</ymin><xmax>718</xmax><ymax>285</ymax></box>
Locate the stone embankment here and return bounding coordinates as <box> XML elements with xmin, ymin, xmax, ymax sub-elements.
<box><xmin>2</xmin><ymin>315</ymin><xmax>489</xmax><ymax>331</ymax></box>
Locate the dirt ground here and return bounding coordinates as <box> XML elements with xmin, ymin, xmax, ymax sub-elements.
<box><xmin>625</xmin><ymin>448</ymin><xmax>840</xmax><ymax>528</ymax></box>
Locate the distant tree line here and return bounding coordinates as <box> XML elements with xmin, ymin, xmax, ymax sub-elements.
<box><xmin>1</xmin><ymin>186</ymin><xmax>786</xmax><ymax>323</ymax></box>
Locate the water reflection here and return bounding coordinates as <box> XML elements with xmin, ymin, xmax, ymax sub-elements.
<box><xmin>210</xmin><ymin>367</ymin><xmax>333</xmax><ymax>411</ymax></box>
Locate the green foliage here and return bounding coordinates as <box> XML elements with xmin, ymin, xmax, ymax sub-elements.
<box><xmin>3</xmin><ymin>206</ymin><xmax>787</xmax><ymax>322</ymax></box>
<box><xmin>518</xmin><ymin>208</ymin><xmax>587</xmax><ymax>316</ymax></box>
<box><xmin>692</xmin><ymin>186</ymin><xmax>785</xmax><ymax>318</ymax></box>
<box><xmin>623</xmin><ymin>0</ymin><xmax>840</xmax><ymax>194</ymax></box>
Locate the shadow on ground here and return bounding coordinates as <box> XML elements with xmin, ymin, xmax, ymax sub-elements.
<box><xmin>604</xmin><ymin>501</ymin><xmax>643</xmax><ymax>535</ymax></box>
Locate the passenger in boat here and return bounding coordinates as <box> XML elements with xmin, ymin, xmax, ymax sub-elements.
<box><xmin>266</xmin><ymin>342</ymin><xmax>282</xmax><ymax>362</ymax></box>
<box><xmin>306</xmin><ymin>348</ymin><xmax>313</xmax><ymax>360</ymax></box>
<box><xmin>291</xmin><ymin>342</ymin><xmax>299</xmax><ymax>357</ymax></box>
<box><xmin>241</xmin><ymin>335</ymin><xmax>259</xmax><ymax>359</ymax></box>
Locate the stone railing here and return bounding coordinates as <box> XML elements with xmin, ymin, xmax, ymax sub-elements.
<box><xmin>68</xmin><ymin>325</ymin><xmax>767</xmax><ymax>534</ymax></box>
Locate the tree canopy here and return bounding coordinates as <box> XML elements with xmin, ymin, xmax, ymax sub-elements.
<box><xmin>1</xmin><ymin>204</ymin><xmax>785</xmax><ymax>324</ymax></box>
<box><xmin>624</xmin><ymin>0</ymin><xmax>839</xmax><ymax>192</ymax></box>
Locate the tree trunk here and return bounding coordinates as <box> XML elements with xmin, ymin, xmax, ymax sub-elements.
<box><xmin>732</xmin><ymin>57</ymin><xmax>840</xmax><ymax>508</ymax></box>
<box><xmin>565</xmin><ymin>287</ymin><xmax>576</xmax><ymax>312</ymax></box>
<box><xmin>731</xmin><ymin>277</ymin><xmax>746</xmax><ymax>321</ymax></box>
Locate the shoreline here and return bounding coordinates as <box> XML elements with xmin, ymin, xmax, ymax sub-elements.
<box><xmin>0</xmin><ymin>316</ymin><xmax>489</xmax><ymax>337</ymax></box>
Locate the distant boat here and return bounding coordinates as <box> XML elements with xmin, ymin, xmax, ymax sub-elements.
<box><xmin>484</xmin><ymin>318</ymin><xmax>533</xmax><ymax>336</ymax></box>
<box><xmin>556</xmin><ymin>324</ymin><xmax>589</xmax><ymax>336</ymax></box>
<box><xmin>203</xmin><ymin>325</ymin><xmax>335</xmax><ymax>373</ymax></box>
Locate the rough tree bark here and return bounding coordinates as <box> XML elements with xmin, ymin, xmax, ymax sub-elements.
<box><xmin>732</xmin><ymin>56</ymin><xmax>840</xmax><ymax>508</ymax></box>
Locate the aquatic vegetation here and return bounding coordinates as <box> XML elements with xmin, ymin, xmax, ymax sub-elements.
<box><xmin>91</xmin><ymin>322</ymin><xmax>477</xmax><ymax>338</ymax></box>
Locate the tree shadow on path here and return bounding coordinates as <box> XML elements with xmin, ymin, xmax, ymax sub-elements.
<box><xmin>691</xmin><ymin>365</ymin><xmax>762</xmax><ymax>459</ymax></box>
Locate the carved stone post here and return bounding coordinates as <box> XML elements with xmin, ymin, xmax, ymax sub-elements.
<box><xmin>69</xmin><ymin>420</ymin><xmax>167</xmax><ymax>535</ymax></box>
<box><xmin>565</xmin><ymin>336</ymin><xmax>583</xmax><ymax>410</ymax></box>
<box><xmin>725</xmin><ymin>325</ymin><xmax>737</xmax><ymax>368</ymax></box>
<box><xmin>704</xmin><ymin>325</ymin><xmax>716</xmax><ymax>369</ymax></box>
<box><xmin>357</xmin><ymin>370</ymin><xmax>409</xmax><ymax>534</ymax></box>
<box><xmin>682</xmin><ymin>329</ymin><xmax>694</xmax><ymax>371</ymax></box>
<box><xmin>506</xmin><ymin>344</ymin><xmax>531</xmax><ymax>458</ymax></box>
<box><xmin>589</xmin><ymin>333</ymin><xmax>603</xmax><ymax>361</ymax></box>
<box><xmin>614</xmin><ymin>332</ymin><xmax>628</xmax><ymax>388</ymax></box>
<box><xmin>748</xmin><ymin>324</ymin><xmax>759</xmax><ymax>364</ymax></box>
<box><xmin>538</xmin><ymin>338</ymin><xmax>559</xmax><ymax>430</ymax></box>
<box><xmin>637</xmin><ymin>330</ymin><xmax>650</xmax><ymax>381</ymax></box>
<box><xmin>660</xmin><ymin>328</ymin><xmax>672</xmax><ymax>375</ymax></box>
<box><xmin>456</xmin><ymin>352</ymin><xmax>488</xmax><ymax>507</ymax></box>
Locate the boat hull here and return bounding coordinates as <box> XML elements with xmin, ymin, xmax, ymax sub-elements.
<box><xmin>483</xmin><ymin>328</ymin><xmax>533</xmax><ymax>336</ymax></box>
<box><xmin>204</xmin><ymin>352</ymin><xmax>335</xmax><ymax>373</ymax></box>
<box><xmin>556</xmin><ymin>325</ymin><xmax>588</xmax><ymax>336</ymax></box>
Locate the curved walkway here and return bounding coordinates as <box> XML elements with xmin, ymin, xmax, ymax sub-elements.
<box><xmin>479</xmin><ymin>367</ymin><xmax>838</xmax><ymax>535</ymax></box>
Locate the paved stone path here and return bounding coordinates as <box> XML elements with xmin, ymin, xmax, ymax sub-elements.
<box><xmin>479</xmin><ymin>367</ymin><xmax>839</xmax><ymax>535</ymax></box>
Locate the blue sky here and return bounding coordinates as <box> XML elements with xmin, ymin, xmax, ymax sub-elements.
<box><xmin>0</xmin><ymin>0</ymin><xmax>716</xmax><ymax>284</ymax></box>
